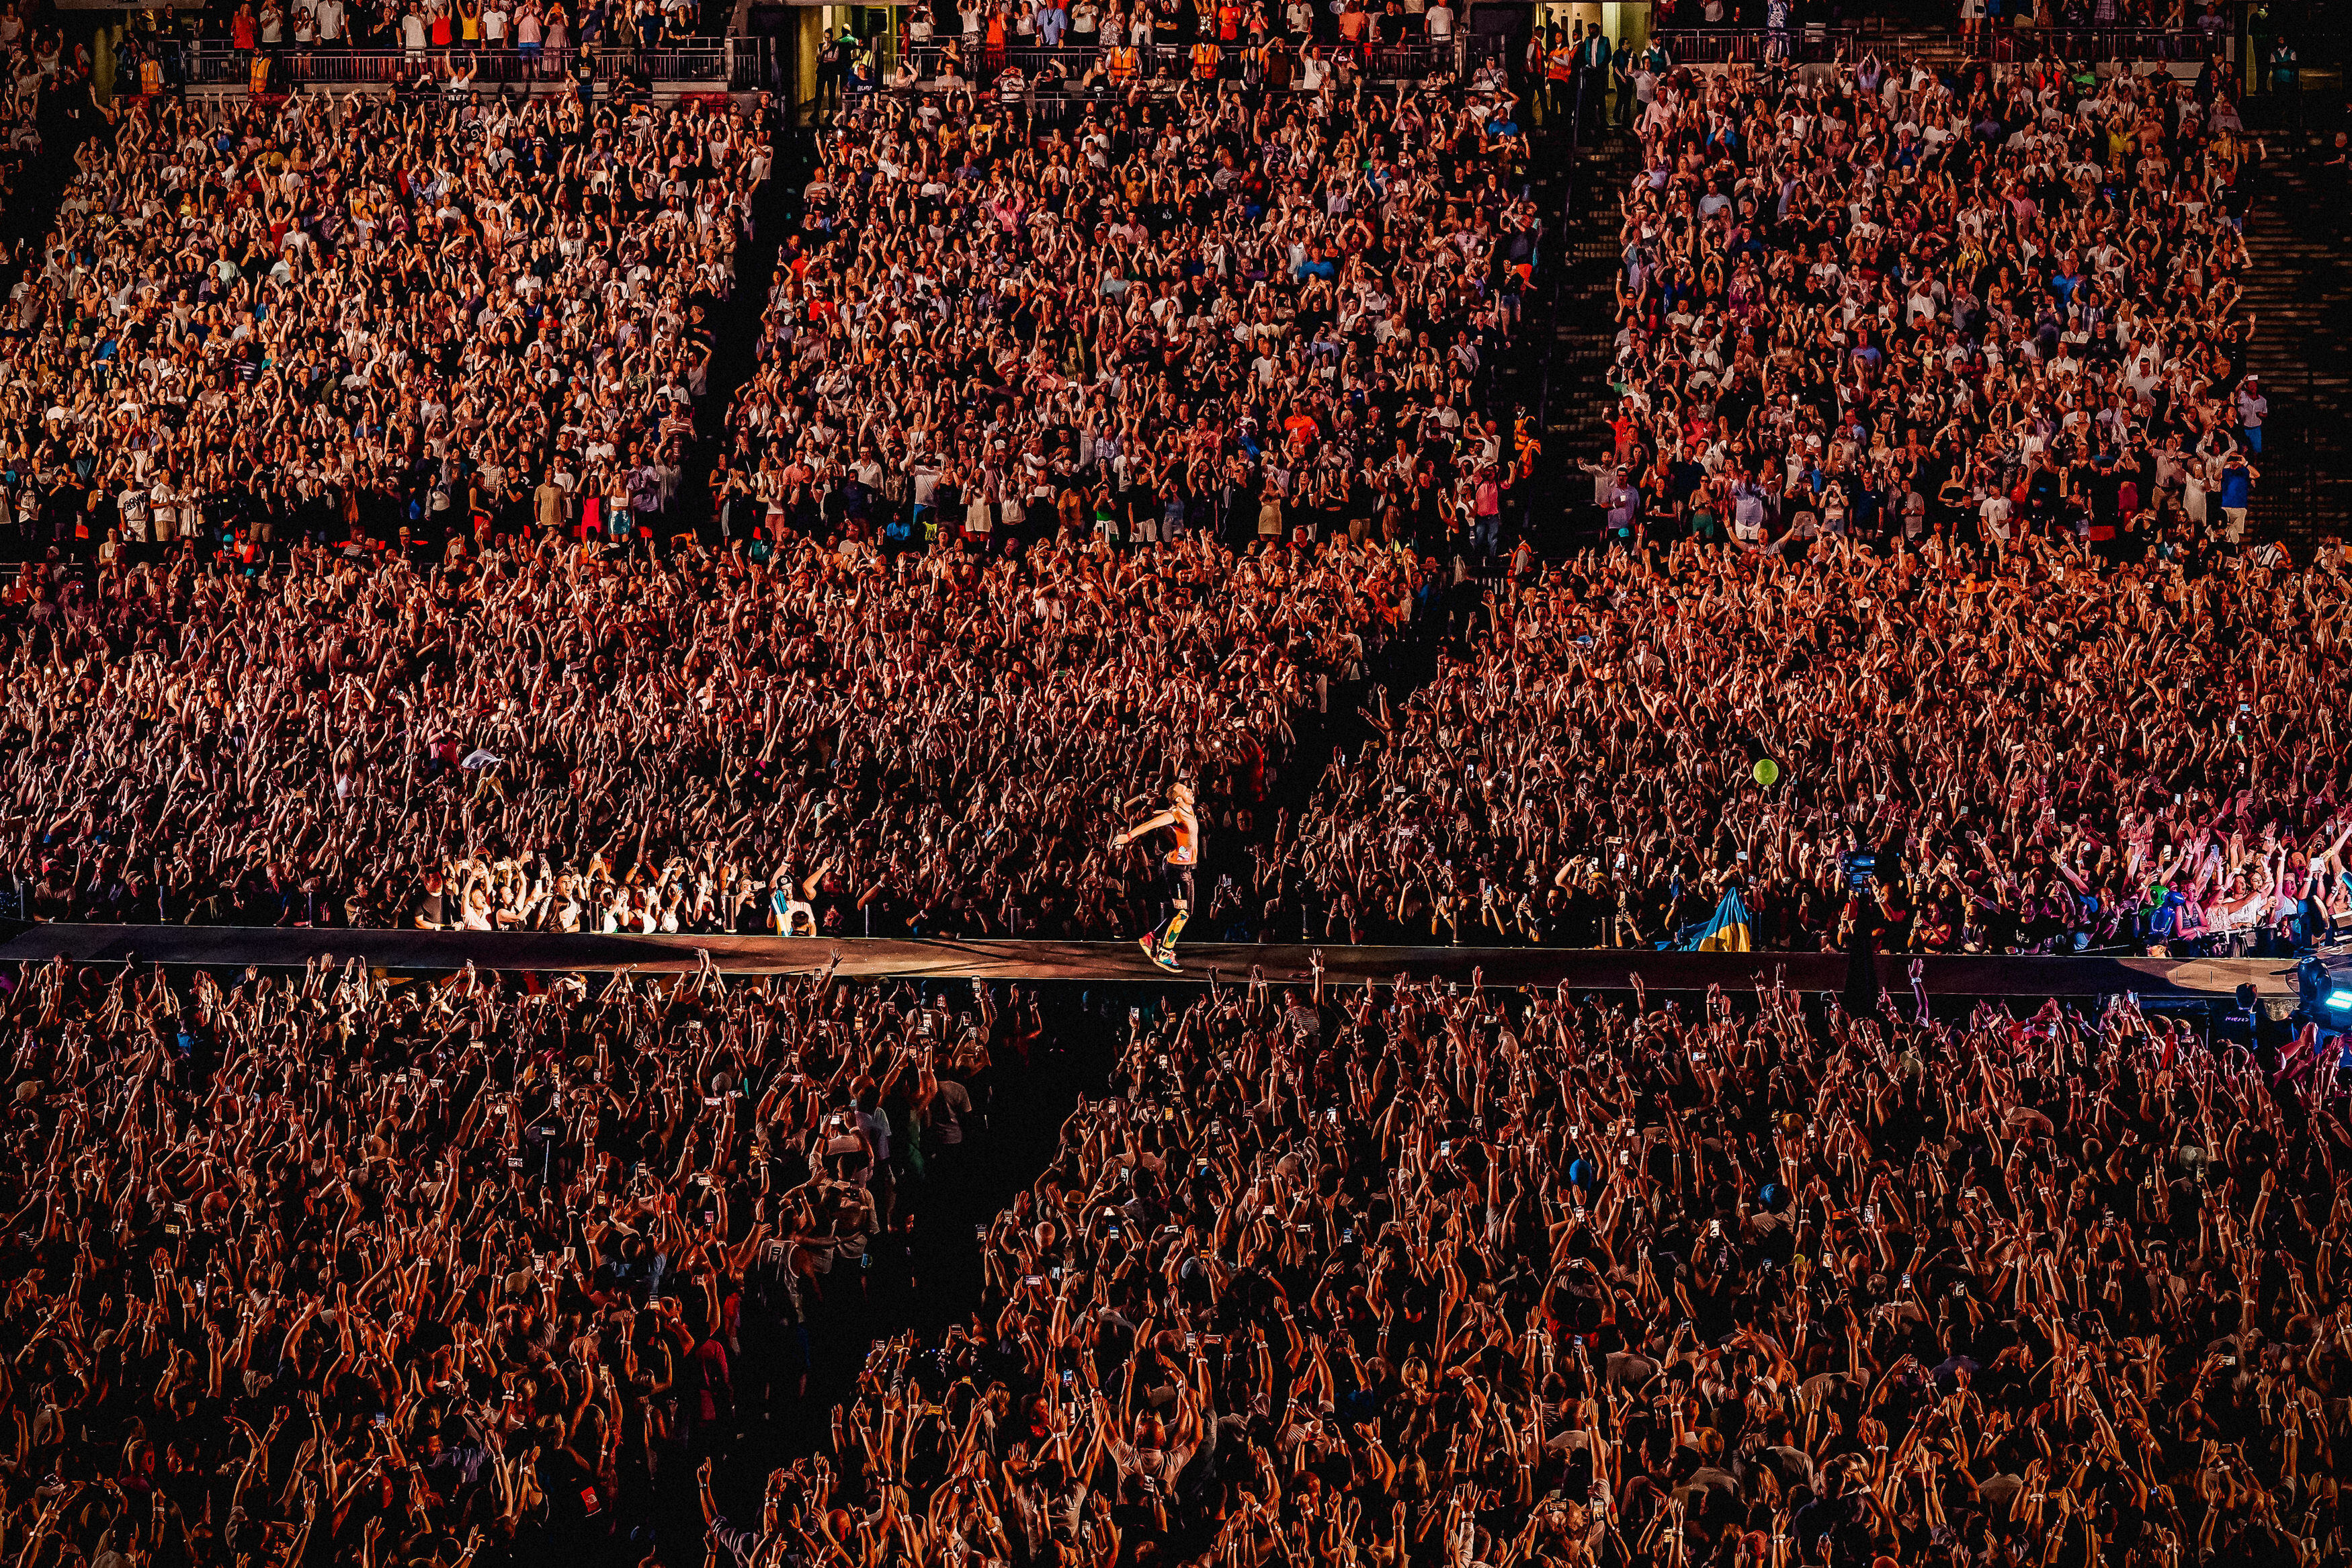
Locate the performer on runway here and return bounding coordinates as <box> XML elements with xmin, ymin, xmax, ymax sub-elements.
<box><xmin>1112</xmin><ymin>783</ymin><xmax>1201</xmax><ymax>971</ymax></box>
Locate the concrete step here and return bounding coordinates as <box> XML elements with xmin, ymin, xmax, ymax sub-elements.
<box><xmin>2243</xmin><ymin>166</ymin><xmax>2352</xmax><ymax>552</ymax></box>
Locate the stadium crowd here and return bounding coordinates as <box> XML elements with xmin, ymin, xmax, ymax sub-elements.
<box><xmin>1590</xmin><ymin>50</ymin><xmax>2267</xmax><ymax>557</ymax></box>
<box><xmin>0</xmin><ymin>950</ymin><xmax>1023</xmax><ymax>1568</ymax></box>
<box><xmin>0</xmin><ymin>951</ymin><xmax>2344</xmax><ymax>1568</ymax></box>
<box><xmin>0</xmin><ymin>41</ymin><xmax>2337</xmax><ymax>962</ymax></box>
<box><xmin>1234</xmin><ymin>48</ymin><xmax>2312</xmax><ymax>958</ymax></box>
<box><xmin>0</xmin><ymin>86</ymin><xmax>767</xmax><ymax>561</ymax></box>
<box><xmin>0</xmin><ymin>531</ymin><xmax>1413</xmax><ymax>939</ymax></box>
<box><xmin>1591</xmin><ymin>52</ymin><xmax>2263</xmax><ymax>559</ymax></box>
<box><xmin>0</xmin><ymin>20</ymin><xmax>2345</xmax><ymax>1568</ymax></box>
<box><xmin>717</xmin><ymin>71</ymin><xmax>1544</xmax><ymax>563</ymax></box>
<box><xmin>812</xmin><ymin>963</ymin><xmax>2342</xmax><ymax>1568</ymax></box>
<box><xmin>1262</xmin><ymin>529</ymin><xmax>2352</xmax><ymax>958</ymax></box>
<box><xmin>18</xmin><ymin>494</ymin><xmax>2349</xmax><ymax>959</ymax></box>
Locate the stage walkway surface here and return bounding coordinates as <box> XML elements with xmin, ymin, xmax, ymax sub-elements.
<box><xmin>0</xmin><ymin>924</ymin><xmax>2296</xmax><ymax>998</ymax></box>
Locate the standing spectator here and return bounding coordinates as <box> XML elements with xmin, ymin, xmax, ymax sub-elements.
<box><xmin>1609</xmin><ymin>30</ymin><xmax>1633</xmax><ymax>128</ymax></box>
<box><xmin>2237</xmin><ymin>374</ymin><xmax>2269</xmax><ymax>454</ymax></box>
<box><xmin>1574</xmin><ymin>19</ymin><xmax>1607</xmax><ymax>136</ymax></box>
<box><xmin>2218</xmin><ymin>447</ymin><xmax>2257</xmax><ymax>543</ymax></box>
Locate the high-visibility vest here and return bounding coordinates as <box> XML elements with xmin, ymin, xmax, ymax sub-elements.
<box><xmin>1107</xmin><ymin>44</ymin><xmax>1140</xmax><ymax>81</ymax></box>
<box><xmin>1546</xmin><ymin>44</ymin><xmax>1574</xmax><ymax>81</ymax></box>
<box><xmin>1191</xmin><ymin>40</ymin><xmax>1218</xmax><ymax>77</ymax></box>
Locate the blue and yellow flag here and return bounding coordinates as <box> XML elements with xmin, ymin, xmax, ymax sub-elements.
<box><xmin>1683</xmin><ymin>888</ymin><xmax>1753</xmax><ymax>953</ymax></box>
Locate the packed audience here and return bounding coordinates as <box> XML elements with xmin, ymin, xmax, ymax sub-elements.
<box><xmin>1597</xmin><ymin>52</ymin><xmax>2261</xmax><ymax>563</ymax></box>
<box><xmin>0</xmin><ymin>535</ymin><xmax>1415</xmax><ymax>940</ymax></box>
<box><xmin>1263</xmin><ymin>530</ymin><xmax>2352</xmax><ymax>958</ymax></box>
<box><xmin>722</xmin><ymin>72</ymin><xmax>1544</xmax><ymax>566</ymax></box>
<box><xmin>0</xmin><ymin>951</ymin><xmax>1025</xmax><ymax>1568</ymax></box>
<box><xmin>0</xmin><ymin>8</ymin><xmax>112</xmax><ymax>281</ymax></box>
<box><xmin>0</xmin><ymin>87</ymin><xmax>767</xmax><ymax>562</ymax></box>
<box><xmin>5</xmin><ymin>511</ymin><xmax>2349</xmax><ymax>958</ymax></box>
<box><xmin>0</xmin><ymin>43</ymin><xmax>2337</xmax><ymax>967</ymax></box>
<box><xmin>816</xmin><ymin>963</ymin><xmax>2344</xmax><ymax>1568</ymax></box>
<box><xmin>187</xmin><ymin>0</ymin><xmax>721</xmax><ymax>62</ymax></box>
<box><xmin>0</xmin><ymin>31</ymin><xmax>2347</xmax><ymax>1568</ymax></box>
<box><xmin>1236</xmin><ymin>50</ymin><xmax>2307</xmax><ymax>957</ymax></box>
<box><xmin>0</xmin><ymin>26</ymin><xmax>1556</xmax><ymax>949</ymax></box>
<box><xmin>1950</xmin><ymin>0</ymin><xmax>2235</xmax><ymax>54</ymax></box>
<box><xmin>6</xmin><ymin>948</ymin><xmax>2343</xmax><ymax>1568</ymax></box>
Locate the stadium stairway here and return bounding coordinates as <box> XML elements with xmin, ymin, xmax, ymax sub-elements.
<box><xmin>1865</xmin><ymin>28</ymin><xmax>1970</xmax><ymax>70</ymax></box>
<box><xmin>2240</xmin><ymin>155</ymin><xmax>2352</xmax><ymax>554</ymax></box>
<box><xmin>0</xmin><ymin>119</ymin><xmax>103</xmax><ymax>373</ymax></box>
<box><xmin>1489</xmin><ymin>126</ymin><xmax>1568</xmax><ymax>507</ymax></box>
<box><xmin>671</xmin><ymin>118</ymin><xmax>814</xmax><ymax>535</ymax></box>
<box><xmin>1546</xmin><ymin>128</ymin><xmax>1638</xmax><ymax>550</ymax></box>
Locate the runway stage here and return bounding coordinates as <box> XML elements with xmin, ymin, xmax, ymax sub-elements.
<box><xmin>0</xmin><ymin>924</ymin><xmax>2296</xmax><ymax>998</ymax></box>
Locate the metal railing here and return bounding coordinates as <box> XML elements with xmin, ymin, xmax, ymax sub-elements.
<box><xmin>1649</xmin><ymin>26</ymin><xmax>2214</xmax><ymax>71</ymax></box>
<box><xmin>1989</xmin><ymin>27</ymin><xmax>2224</xmax><ymax>63</ymax></box>
<box><xmin>157</xmin><ymin>39</ymin><xmax>770</xmax><ymax>91</ymax></box>
<box><xmin>1648</xmin><ymin>28</ymin><xmax>1857</xmax><ymax>66</ymax></box>
<box><xmin>1310</xmin><ymin>36</ymin><xmax>1513</xmax><ymax>79</ymax></box>
<box><xmin>885</xmin><ymin>34</ymin><xmax>1499</xmax><ymax>93</ymax></box>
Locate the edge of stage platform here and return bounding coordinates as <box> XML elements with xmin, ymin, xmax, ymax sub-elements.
<box><xmin>0</xmin><ymin>926</ymin><xmax>2297</xmax><ymax>999</ymax></box>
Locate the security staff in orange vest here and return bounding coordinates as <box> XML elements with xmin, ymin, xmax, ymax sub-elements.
<box><xmin>1107</xmin><ymin>42</ymin><xmax>1141</xmax><ymax>83</ymax></box>
<box><xmin>1190</xmin><ymin>38</ymin><xmax>1219</xmax><ymax>79</ymax></box>
<box><xmin>1543</xmin><ymin>26</ymin><xmax>1574</xmax><ymax>125</ymax></box>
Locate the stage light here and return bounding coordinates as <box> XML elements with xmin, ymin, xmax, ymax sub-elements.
<box><xmin>2301</xmin><ymin>958</ymin><xmax>2352</xmax><ymax>1030</ymax></box>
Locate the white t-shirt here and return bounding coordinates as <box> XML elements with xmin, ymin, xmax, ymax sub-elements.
<box><xmin>1978</xmin><ymin>492</ymin><xmax>2011</xmax><ymax>540</ymax></box>
<box><xmin>1425</xmin><ymin>1</ymin><xmax>1452</xmax><ymax>37</ymax></box>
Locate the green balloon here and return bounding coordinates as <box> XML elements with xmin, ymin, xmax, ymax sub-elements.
<box><xmin>1753</xmin><ymin>758</ymin><xmax>1780</xmax><ymax>787</ymax></box>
